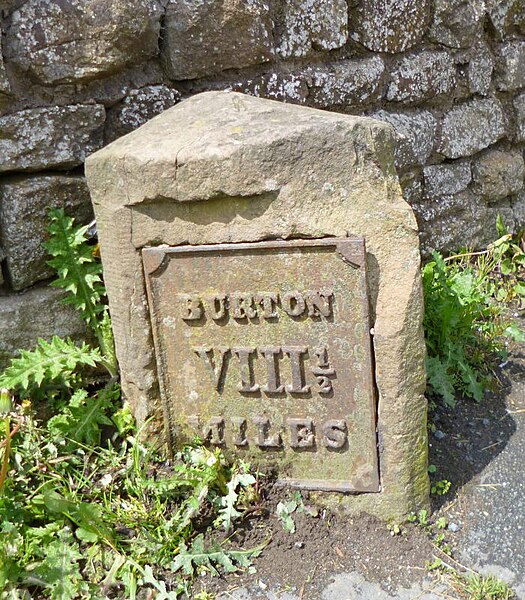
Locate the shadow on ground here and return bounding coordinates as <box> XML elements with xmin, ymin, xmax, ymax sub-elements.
<box><xmin>428</xmin><ymin>353</ymin><xmax>521</xmax><ymax>511</ymax></box>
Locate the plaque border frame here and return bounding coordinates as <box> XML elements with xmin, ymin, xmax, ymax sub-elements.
<box><xmin>142</xmin><ymin>237</ymin><xmax>380</xmax><ymax>494</ymax></box>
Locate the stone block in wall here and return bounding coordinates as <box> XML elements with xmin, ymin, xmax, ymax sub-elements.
<box><xmin>414</xmin><ymin>190</ymin><xmax>501</xmax><ymax>253</ymax></box>
<box><xmin>468</xmin><ymin>44</ymin><xmax>495</xmax><ymax>96</ymax></box>
<box><xmin>0</xmin><ymin>105</ymin><xmax>105</xmax><ymax>173</ymax></box>
<box><xmin>495</xmin><ymin>42</ymin><xmax>525</xmax><ymax>91</ymax></box>
<box><xmin>472</xmin><ymin>149</ymin><xmax>525</xmax><ymax>201</ymax></box>
<box><xmin>230</xmin><ymin>72</ymin><xmax>309</xmax><ymax>105</ymax></box>
<box><xmin>428</xmin><ymin>0</ymin><xmax>485</xmax><ymax>49</ymax></box>
<box><xmin>512</xmin><ymin>190</ymin><xmax>525</xmax><ymax>227</ymax></box>
<box><xmin>1</xmin><ymin>1</ymin><xmax>24</xmax><ymax>17</ymax></box>
<box><xmin>0</xmin><ymin>40</ymin><xmax>11</xmax><ymax>96</ymax></box>
<box><xmin>0</xmin><ymin>247</ymin><xmax>5</xmax><ymax>286</ymax></box>
<box><xmin>161</xmin><ymin>0</ymin><xmax>274</xmax><ymax>81</ymax></box>
<box><xmin>349</xmin><ymin>0</ymin><xmax>431</xmax><ymax>53</ymax></box>
<box><xmin>0</xmin><ymin>285</ymin><xmax>89</xmax><ymax>371</ymax></box>
<box><xmin>487</xmin><ymin>0</ymin><xmax>525</xmax><ymax>40</ymax></box>
<box><xmin>387</xmin><ymin>52</ymin><xmax>456</xmax><ymax>104</ymax></box>
<box><xmin>478</xmin><ymin>201</ymin><xmax>518</xmax><ymax>246</ymax></box>
<box><xmin>276</xmin><ymin>0</ymin><xmax>347</xmax><ymax>59</ymax></box>
<box><xmin>372</xmin><ymin>110</ymin><xmax>437</xmax><ymax>170</ymax></box>
<box><xmin>307</xmin><ymin>57</ymin><xmax>385</xmax><ymax>108</ymax></box>
<box><xmin>0</xmin><ymin>174</ymin><xmax>93</xmax><ymax>290</ymax></box>
<box><xmin>423</xmin><ymin>162</ymin><xmax>472</xmax><ymax>198</ymax></box>
<box><xmin>438</xmin><ymin>98</ymin><xmax>506</xmax><ymax>159</ymax></box>
<box><xmin>105</xmin><ymin>85</ymin><xmax>181</xmax><ymax>143</ymax></box>
<box><xmin>515</xmin><ymin>93</ymin><xmax>525</xmax><ymax>142</ymax></box>
<box><xmin>4</xmin><ymin>0</ymin><xmax>162</xmax><ymax>85</ymax></box>
<box><xmin>399</xmin><ymin>170</ymin><xmax>422</xmax><ymax>205</ymax></box>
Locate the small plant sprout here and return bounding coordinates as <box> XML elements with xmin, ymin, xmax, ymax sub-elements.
<box><xmin>0</xmin><ymin>388</ymin><xmax>13</xmax><ymax>415</ymax></box>
<box><xmin>276</xmin><ymin>499</ymin><xmax>298</xmax><ymax>534</ymax></box>
<box><xmin>0</xmin><ymin>388</ymin><xmax>14</xmax><ymax>495</ymax></box>
<box><xmin>453</xmin><ymin>572</ymin><xmax>515</xmax><ymax>600</ymax></box>
<box><xmin>431</xmin><ymin>480</ymin><xmax>452</xmax><ymax>496</ymax></box>
<box><xmin>387</xmin><ymin>522</ymin><xmax>402</xmax><ymax>536</ymax></box>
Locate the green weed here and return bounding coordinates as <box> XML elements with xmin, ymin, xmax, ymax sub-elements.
<box><xmin>453</xmin><ymin>572</ymin><xmax>515</xmax><ymax>600</ymax></box>
<box><xmin>0</xmin><ymin>211</ymin><xmax>261</xmax><ymax>598</ymax></box>
<box><xmin>275</xmin><ymin>491</ymin><xmax>315</xmax><ymax>534</ymax></box>
<box><xmin>423</xmin><ymin>219</ymin><xmax>525</xmax><ymax>406</ymax></box>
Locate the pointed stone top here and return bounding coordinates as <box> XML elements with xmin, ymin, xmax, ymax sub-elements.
<box><xmin>87</xmin><ymin>91</ymin><xmax>393</xmax><ymax>206</ymax></box>
<box><xmin>91</xmin><ymin>91</ymin><xmax>384</xmax><ymax>161</ymax></box>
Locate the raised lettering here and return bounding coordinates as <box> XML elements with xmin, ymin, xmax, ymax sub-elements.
<box><xmin>231</xmin><ymin>417</ymin><xmax>248</xmax><ymax>446</ymax></box>
<box><xmin>288</xmin><ymin>418</ymin><xmax>315</xmax><ymax>448</ymax></box>
<box><xmin>233</xmin><ymin>347</ymin><xmax>259</xmax><ymax>392</ymax></box>
<box><xmin>252</xmin><ymin>416</ymin><xmax>282</xmax><ymax>448</ymax></box>
<box><xmin>305</xmin><ymin>290</ymin><xmax>334</xmax><ymax>318</ymax></box>
<box><xmin>181</xmin><ymin>294</ymin><xmax>203</xmax><ymax>320</ymax></box>
<box><xmin>187</xmin><ymin>416</ymin><xmax>351</xmax><ymax>451</ymax></box>
<box><xmin>283</xmin><ymin>346</ymin><xmax>310</xmax><ymax>394</ymax></box>
<box><xmin>187</xmin><ymin>415</ymin><xmax>225</xmax><ymax>446</ymax></box>
<box><xmin>209</xmin><ymin>294</ymin><xmax>227</xmax><ymax>320</ymax></box>
<box><xmin>281</xmin><ymin>290</ymin><xmax>306</xmax><ymax>317</ymax></box>
<box><xmin>260</xmin><ymin>346</ymin><xmax>284</xmax><ymax>393</ymax></box>
<box><xmin>231</xmin><ymin>293</ymin><xmax>257</xmax><ymax>319</ymax></box>
<box><xmin>194</xmin><ymin>347</ymin><xmax>230</xmax><ymax>392</ymax></box>
<box><xmin>322</xmin><ymin>419</ymin><xmax>347</xmax><ymax>449</ymax></box>
<box><xmin>202</xmin><ymin>417</ymin><xmax>225</xmax><ymax>445</ymax></box>
<box><xmin>255</xmin><ymin>292</ymin><xmax>279</xmax><ymax>319</ymax></box>
<box><xmin>311</xmin><ymin>346</ymin><xmax>336</xmax><ymax>394</ymax></box>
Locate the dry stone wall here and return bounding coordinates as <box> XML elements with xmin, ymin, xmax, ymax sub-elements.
<box><xmin>0</xmin><ymin>0</ymin><xmax>524</xmax><ymax>366</ymax></box>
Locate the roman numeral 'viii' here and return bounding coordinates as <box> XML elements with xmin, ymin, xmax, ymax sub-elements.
<box><xmin>193</xmin><ymin>345</ymin><xmax>335</xmax><ymax>395</ymax></box>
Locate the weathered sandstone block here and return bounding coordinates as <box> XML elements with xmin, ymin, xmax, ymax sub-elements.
<box><xmin>276</xmin><ymin>0</ymin><xmax>348</xmax><ymax>59</ymax></box>
<box><xmin>400</xmin><ymin>170</ymin><xmax>423</xmax><ymax>207</ymax></box>
<box><xmin>306</xmin><ymin>57</ymin><xmax>385</xmax><ymax>108</ymax></box>
<box><xmin>415</xmin><ymin>191</ymin><xmax>517</xmax><ymax>253</ymax></box>
<box><xmin>0</xmin><ymin>40</ymin><xmax>11</xmax><ymax>96</ymax></box>
<box><xmin>86</xmin><ymin>91</ymin><xmax>429</xmax><ymax>520</ymax></box>
<box><xmin>515</xmin><ymin>93</ymin><xmax>525</xmax><ymax>142</ymax></box>
<box><xmin>472</xmin><ymin>149</ymin><xmax>525</xmax><ymax>201</ymax></box>
<box><xmin>4</xmin><ymin>0</ymin><xmax>162</xmax><ymax>85</ymax></box>
<box><xmin>231</xmin><ymin>72</ymin><xmax>309</xmax><ymax>105</ymax></box>
<box><xmin>161</xmin><ymin>0</ymin><xmax>274</xmax><ymax>80</ymax></box>
<box><xmin>468</xmin><ymin>44</ymin><xmax>495</xmax><ymax>96</ymax></box>
<box><xmin>428</xmin><ymin>0</ymin><xmax>485</xmax><ymax>48</ymax></box>
<box><xmin>495</xmin><ymin>42</ymin><xmax>525</xmax><ymax>91</ymax></box>
<box><xmin>0</xmin><ymin>175</ymin><xmax>93</xmax><ymax>290</ymax></box>
<box><xmin>387</xmin><ymin>51</ymin><xmax>456</xmax><ymax>104</ymax></box>
<box><xmin>0</xmin><ymin>248</ymin><xmax>5</xmax><ymax>286</ymax></box>
<box><xmin>105</xmin><ymin>85</ymin><xmax>182</xmax><ymax>143</ymax></box>
<box><xmin>0</xmin><ymin>105</ymin><xmax>105</xmax><ymax>173</ymax></box>
<box><xmin>514</xmin><ymin>190</ymin><xmax>525</xmax><ymax>226</ymax></box>
<box><xmin>438</xmin><ymin>98</ymin><xmax>506</xmax><ymax>159</ymax></box>
<box><xmin>350</xmin><ymin>0</ymin><xmax>431</xmax><ymax>53</ymax></box>
<box><xmin>487</xmin><ymin>0</ymin><xmax>525</xmax><ymax>39</ymax></box>
<box><xmin>372</xmin><ymin>110</ymin><xmax>437</xmax><ymax>170</ymax></box>
<box><xmin>423</xmin><ymin>162</ymin><xmax>472</xmax><ymax>198</ymax></box>
<box><xmin>0</xmin><ymin>285</ymin><xmax>89</xmax><ymax>371</ymax></box>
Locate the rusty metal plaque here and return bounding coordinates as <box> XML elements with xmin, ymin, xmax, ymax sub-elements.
<box><xmin>142</xmin><ymin>238</ymin><xmax>379</xmax><ymax>492</ymax></box>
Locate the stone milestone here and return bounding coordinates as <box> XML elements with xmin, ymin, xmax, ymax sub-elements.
<box><xmin>85</xmin><ymin>91</ymin><xmax>429</xmax><ymax>520</ymax></box>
